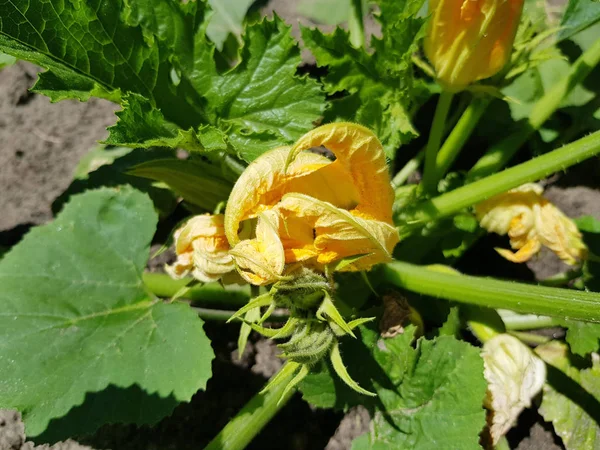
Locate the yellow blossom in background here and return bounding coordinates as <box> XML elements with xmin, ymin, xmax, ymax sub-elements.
<box><xmin>224</xmin><ymin>123</ymin><xmax>400</xmax><ymax>285</ymax></box>
<box><xmin>165</xmin><ymin>214</ymin><xmax>238</xmax><ymax>283</ymax></box>
<box><xmin>424</xmin><ymin>0</ymin><xmax>524</xmax><ymax>91</ymax></box>
<box><xmin>475</xmin><ymin>183</ymin><xmax>587</xmax><ymax>265</ymax></box>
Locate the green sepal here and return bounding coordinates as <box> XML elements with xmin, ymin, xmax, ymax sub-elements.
<box><xmin>330</xmin><ymin>340</ymin><xmax>376</xmax><ymax>397</ymax></box>
<box><xmin>260</xmin><ymin>361</ymin><xmax>301</xmax><ymax>395</ymax></box>
<box><xmin>317</xmin><ymin>292</ymin><xmax>356</xmax><ymax>338</ymax></box>
<box><xmin>226</xmin><ymin>292</ymin><xmax>273</xmax><ymax>323</ymax></box>
<box><xmin>347</xmin><ymin>317</ymin><xmax>376</xmax><ymax>330</ymax></box>
<box><xmin>271</xmin><ymin>317</ymin><xmax>301</xmax><ymax>339</ymax></box>
<box><xmin>278</xmin><ymin>364</ymin><xmax>311</xmax><ymax>405</ymax></box>
<box><xmin>238</xmin><ymin>307</ymin><xmax>262</xmax><ymax>358</ymax></box>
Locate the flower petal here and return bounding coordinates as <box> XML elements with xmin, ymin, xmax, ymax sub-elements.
<box><xmin>279</xmin><ymin>193</ymin><xmax>399</xmax><ymax>270</ymax></box>
<box><xmin>285</xmin><ymin>123</ymin><xmax>395</xmax><ymax>223</ymax></box>
<box><xmin>225</xmin><ymin>147</ymin><xmax>340</xmax><ymax>246</ymax></box>
<box><xmin>476</xmin><ymin>183</ymin><xmax>587</xmax><ymax>265</ymax></box>
<box><xmin>230</xmin><ymin>210</ymin><xmax>286</xmax><ymax>285</ymax></box>
<box><xmin>483</xmin><ymin>334</ymin><xmax>546</xmax><ymax>445</ymax></box>
<box><xmin>535</xmin><ymin>202</ymin><xmax>588</xmax><ymax>265</ymax></box>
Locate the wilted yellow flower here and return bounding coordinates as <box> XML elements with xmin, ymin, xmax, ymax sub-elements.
<box><xmin>224</xmin><ymin>123</ymin><xmax>400</xmax><ymax>285</ymax></box>
<box><xmin>483</xmin><ymin>334</ymin><xmax>546</xmax><ymax>445</ymax></box>
<box><xmin>165</xmin><ymin>214</ymin><xmax>237</xmax><ymax>283</ymax></box>
<box><xmin>424</xmin><ymin>0</ymin><xmax>524</xmax><ymax>91</ymax></box>
<box><xmin>475</xmin><ymin>183</ymin><xmax>587</xmax><ymax>265</ymax></box>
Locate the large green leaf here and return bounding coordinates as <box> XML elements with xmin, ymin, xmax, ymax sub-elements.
<box><xmin>0</xmin><ymin>187</ymin><xmax>214</xmax><ymax>436</ymax></box>
<box><xmin>103</xmin><ymin>93</ymin><xmax>227</xmax><ymax>151</ymax></box>
<box><xmin>301</xmin><ymin>318</ymin><xmax>486</xmax><ymax>449</ymax></box>
<box><xmin>537</xmin><ymin>342</ymin><xmax>600</xmax><ymax>450</ymax></box>
<box><xmin>128</xmin><ymin>157</ymin><xmax>234</xmax><ymax>211</ymax></box>
<box><xmin>558</xmin><ymin>0</ymin><xmax>600</xmax><ymax>42</ymax></box>
<box><xmin>0</xmin><ymin>0</ymin><xmax>206</xmax><ymax>130</ymax></box>
<box><xmin>353</xmin><ymin>336</ymin><xmax>487</xmax><ymax>450</ymax></box>
<box><xmin>192</xmin><ymin>16</ymin><xmax>326</xmax><ymax>161</ymax></box>
<box><xmin>206</xmin><ymin>0</ymin><xmax>254</xmax><ymax>50</ymax></box>
<box><xmin>301</xmin><ymin>0</ymin><xmax>428</xmax><ymax>159</ymax></box>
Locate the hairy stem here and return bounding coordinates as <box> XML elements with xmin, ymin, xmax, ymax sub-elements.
<box><xmin>498</xmin><ymin>310</ymin><xmax>563</xmax><ymax>330</ymax></box>
<box><xmin>143</xmin><ymin>272</ymin><xmax>250</xmax><ymax>307</ymax></box>
<box><xmin>422</xmin><ymin>91</ymin><xmax>454</xmax><ymax>193</ymax></box>
<box><xmin>384</xmin><ymin>262</ymin><xmax>600</xmax><ymax>322</ymax></box>
<box><xmin>392</xmin><ymin>151</ymin><xmax>424</xmax><ymax>187</ymax></box>
<box><xmin>435</xmin><ymin>96</ymin><xmax>490</xmax><ymax>179</ymax></box>
<box><xmin>205</xmin><ymin>365</ymin><xmax>296</xmax><ymax>450</ymax></box>
<box><xmin>400</xmin><ymin>130</ymin><xmax>600</xmax><ymax>232</ymax></box>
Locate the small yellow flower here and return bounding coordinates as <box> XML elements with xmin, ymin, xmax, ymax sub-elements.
<box><xmin>165</xmin><ymin>214</ymin><xmax>237</xmax><ymax>283</ymax></box>
<box><xmin>475</xmin><ymin>183</ymin><xmax>587</xmax><ymax>265</ymax></box>
<box><xmin>224</xmin><ymin>123</ymin><xmax>400</xmax><ymax>285</ymax></box>
<box><xmin>424</xmin><ymin>0</ymin><xmax>524</xmax><ymax>91</ymax></box>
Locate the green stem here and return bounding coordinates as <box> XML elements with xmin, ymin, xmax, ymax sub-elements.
<box><xmin>498</xmin><ymin>310</ymin><xmax>563</xmax><ymax>330</ymax></box>
<box><xmin>401</xmin><ymin>130</ymin><xmax>600</xmax><ymax>232</ymax></box>
<box><xmin>468</xmin><ymin>36</ymin><xmax>600</xmax><ymax>181</ymax></box>
<box><xmin>348</xmin><ymin>0</ymin><xmax>366</xmax><ymax>49</ymax></box>
<box><xmin>509</xmin><ymin>330</ymin><xmax>552</xmax><ymax>346</ymax></box>
<box><xmin>422</xmin><ymin>91</ymin><xmax>454</xmax><ymax>193</ymax></box>
<box><xmin>435</xmin><ymin>96</ymin><xmax>490</xmax><ymax>179</ymax></box>
<box><xmin>392</xmin><ymin>151</ymin><xmax>424</xmax><ymax>187</ymax></box>
<box><xmin>143</xmin><ymin>272</ymin><xmax>250</xmax><ymax>307</ymax></box>
<box><xmin>384</xmin><ymin>261</ymin><xmax>600</xmax><ymax>322</ymax></box>
<box><xmin>205</xmin><ymin>365</ymin><xmax>296</xmax><ymax>450</ymax></box>
<box><xmin>190</xmin><ymin>306</ymin><xmax>287</xmax><ymax>322</ymax></box>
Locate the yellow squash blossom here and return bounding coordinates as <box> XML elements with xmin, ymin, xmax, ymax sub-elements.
<box><xmin>224</xmin><ymin>123</ymin><xmax>400</xmax><ymax>285</ymax></box>
<box><xmin>165</xmin><ymin>214</ymin><xmax>237</xmax><ymax>283</ymax></box>
<box><xmin>424</xmin><ymin>0</ymin><xmax>524</xmax><ymax>91</ymax></box>
<box><xmin>475</xmin><ymin>183</ymin><xmax>587</xmax><ymax>265</ymax></box>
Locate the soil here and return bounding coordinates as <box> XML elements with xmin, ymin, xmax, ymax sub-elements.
<box><xmin>0</xmin><ymin>1</ymin><xmax>596</xmax><ymax>450</ymax></box>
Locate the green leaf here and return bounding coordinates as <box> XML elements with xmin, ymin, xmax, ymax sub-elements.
<box><xmin>503</xmin><ymin>56</ymin><xmax>595</xmax><ymax>137</ymax></box>
<box><xmin>301</xmin><ymin>1</ymin><xmax>428</xmax><ymax>159</ymax></box>
<box><xmin>0</xmin><ymin>51</ymin><xmax>16</xmax><ymax>69</ymax></box>
<box><xmin>302</xmin><ymin>318</ymin><xmax>486</xmax><ymax>449</ymax></box>
<box><xmin>104</xmin><ymin>93</ymin><xmax>227</xmax><ymax>151</ymax></box>
<box><xmin>558</xmin><ymin>0</ymin><xmax>600</xmax><ymax>42</ymax></box>
<box><xmin>0</xmin><ymin>187</ymin><xmax>214</xmax><ymax>436</ymax></box>
<box><xmin>192</xmin><ymin>16</ymin><xmax>326</xmax><ymax>162</ymax></box>
<box><xmin>354</xmin><ymin>335</ymin><xmax>487</xmax><ymax>450</ymax></box>
<box><xmin>52</xmin><ymin>148</ymin><xmax>178</xmax><ymax>218</ymax></box>
<box><xmin>563</xmin><ymin>320</ymin><xmax>600</xmax><ymax>356</ymax></box>
<box><xmin>72</xmin><ymin>146</ymin><xmax>133</xmax><ymax>180</ymax></box>
<box><xmin>37</xmin><ymin>385</ymin><xmax>178</xmax><ymax>444</ymax></box>
<box><xmin>537</xmin><ymin>341</ymin><xmax>600</xmax><ymax>450</ymax></box>
<box><xmin>437</xmin><ymin>306</ymin><xmax>461</xmax><ymax>337</ymax></box>
<box><xmin>128</xmin><ymin>157</ymin><xmax>233</xmax><ymax>211</ymax></box>
<box><xmin>206</xmin><ymin>0</ymin><xmax>255</xmax><ymax>50</ymax></box>
<box><xmin>297</xmin><ymin>0</ymin><xmax>353</xmax><ymax>25</ymax></box>
<box><xmin>0</xmin><ymin>0</ymin><xmax>205</xmax><ymax>126</ymax></box>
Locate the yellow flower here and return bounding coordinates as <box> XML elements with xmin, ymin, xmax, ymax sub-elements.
<box><xmin>475</xmin><ymin>183</ymin><xmax>587</xmax><ymax>265</ymax></box>
<box><xmin>224</xmin><ymin>123</ymin><xmax>400</xmax><ymax>285</ymax></box>
<box><xmin>424</xmin><ymin>0</ymin><xmax>524</xmax><ymax>91</ymax></box>
<box><xmin>165</xmin><ymin>214</ymin><xmax>237</xmax><ymax>283</ymax></box>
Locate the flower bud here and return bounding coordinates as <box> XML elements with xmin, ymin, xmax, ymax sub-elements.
<box><xmin>165</xmin><ymin>214</ymin><xmax>237</xmax><ymax>283</ymax></box>
<box><xmin>424</xmin><ymin>0</ymin><xmax>524</xmax><ymax>91</ymax></box>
